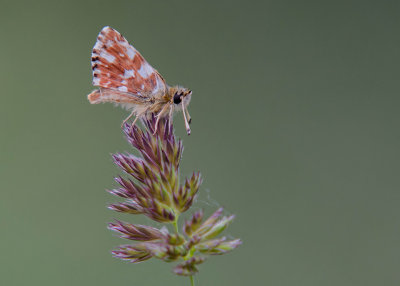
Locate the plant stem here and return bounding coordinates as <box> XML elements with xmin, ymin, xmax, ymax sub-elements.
<box><xmin>189</xmin><ymin>275</ymin><xmax>194</xmax><ymax>286</ymax></box>
<box><xmin>172</xmin><ymin>215</ymin><xmax>179</xmax><ymax>233</ymax></box>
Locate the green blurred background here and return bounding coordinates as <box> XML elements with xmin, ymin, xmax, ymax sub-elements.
<box><xmin>1</xmin><ymin>0</ymin><xmax>400</xmax><ymax>285</ymax></box>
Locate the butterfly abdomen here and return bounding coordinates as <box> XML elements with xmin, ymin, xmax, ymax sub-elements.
<box><xmin>87</xmin><ymin>90</ymin><xmax>102</xmax><ymax>104</ymax></box>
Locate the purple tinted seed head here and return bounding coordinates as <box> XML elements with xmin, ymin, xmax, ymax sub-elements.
<box><xmin>101</xmin><ymin>116</ymin><xmax>240</xmax><ymax>281</ymax></box>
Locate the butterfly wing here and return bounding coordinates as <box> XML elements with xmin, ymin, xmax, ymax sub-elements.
<box><xmin>88</xmin><ymin>26</ymin><xmax>167</xmax><ymax>104</ymax></box>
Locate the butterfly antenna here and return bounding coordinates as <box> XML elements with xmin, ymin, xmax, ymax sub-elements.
<box><xmin>182</xmin><ymin>104</ymin><xmax>191</xmax><ymax>135</ymax></box>
<box><xmin>185</xmin><ymin>108</ymin><xmax>192</xmax><ymax>125</ymax></box>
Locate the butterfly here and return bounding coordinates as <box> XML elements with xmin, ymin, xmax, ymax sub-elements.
<box><xmin>87</xmin><ymin>26</ymin><xmax>192</xmax><ymax>134</ymax></box>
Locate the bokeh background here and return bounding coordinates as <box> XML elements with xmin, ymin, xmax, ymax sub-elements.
<box><xmin>1</xmin><ymin>0</ymin><xmax>400</xmax><ymax>285</ymax></box>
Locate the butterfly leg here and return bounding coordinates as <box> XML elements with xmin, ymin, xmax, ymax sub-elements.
<box><xmin>129</xmin><ymin>109</ymin><xmax>148</xmax><ymax>133</ymax></box>
<box><xmin>154</xmin><ymin>103</ymin><xmax>172</xmax><ymax>135</ymax></box>
<box><xmin>168</xmin><ymin>105</ymin><xmax>174</xmax><ymax>121</ymax></box>
<box><xmin>121</xmin><ymin>109</ymin><xmax>136</xmax><ymax>128</ymax></box>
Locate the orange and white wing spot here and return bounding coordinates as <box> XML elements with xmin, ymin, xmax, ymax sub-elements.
<box><xmin>124</xmin><ymin>69</ymin><xmax>135</xmax><ymax>78</ymax></box>
<box><xmin>118</xmin><ymin>86</ymin><xmax>128</xmax><ymax>92</ymax></box>
<box><xmin>137</xmin><ymin>62</ymin><xmax>153</xmax><ymax>78</ymax></box>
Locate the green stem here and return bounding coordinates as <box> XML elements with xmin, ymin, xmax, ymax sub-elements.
<box><xmin>189</xmin><ymin>275</ymin><xmax>194</xmax><ymax>286</ymax></box>
<box><xmin>172</xmin><ymin>215</ymin><xmax>179</xmax><ymax>233</ymax></box>
<box><xmin>172</xmin><ymin>213</ymin><xmax>195</xmax><ymax>286</ymax></box>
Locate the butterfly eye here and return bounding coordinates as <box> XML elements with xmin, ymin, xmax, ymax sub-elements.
<box><xmin>173</xmin><ymin>92</ymin><xmax>182</xmax><ymax>104</ymax></box>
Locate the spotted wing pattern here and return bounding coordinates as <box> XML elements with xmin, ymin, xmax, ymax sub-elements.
<box><xmin>88</xmin><ymin>26</ymin><xmax>166</xmax><ymax>104</ymax></box>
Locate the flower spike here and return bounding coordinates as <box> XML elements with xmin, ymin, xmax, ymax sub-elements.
<box><xmin>104</xmin><ymin>115</ymin><xmax>241</xmax><ymax>283</ymax></box>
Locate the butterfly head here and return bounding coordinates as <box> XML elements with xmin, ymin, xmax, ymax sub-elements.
<box><xmin>171</xmin><ymin>86</ymin><xmax>192</xmax><ymax>135</ymax></box>
<box><xmin>172</xmin><ymin>87</ymin><xmax>192</xmax><ymax>106</ymax></box>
